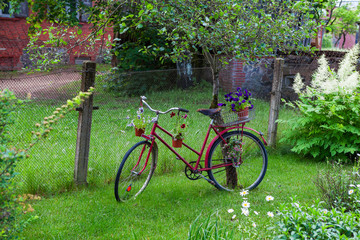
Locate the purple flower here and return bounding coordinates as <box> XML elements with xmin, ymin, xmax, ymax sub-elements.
<box><xmin>182</xmin><ymin>114</ymin><xmax>188</xmax><ymax>119</ymax></box>
<box><xmin>137</xmin><ymin>115</ymin><xmax>141</xmax><ymax>119</ymax></box>
<box><xmin>237</xmin><ymin>87</ymin><xmax>242</xmax><ymax>92</ymax></box>
<box><xmin>250</xmin><ymin>104</ymin><xmax>254</xmax><ymax>109</ymax></box>
<box><xmin>218</xmin><ymin>103</ymin><xmax>226</xmax><ymax>107</ymax></box>
<box><xmin>138</xmin><ymin>107</ymin><xmax>144</xmax><ymax>113</ymax></box>
<box><xmin>127</xmin><ymin>122</ymin><xmax>135</xmax><ymax>127</ymax></box>
<box><xmin>242</xmin><ymin>99</ymin><xmax>246</xmax><ymax>103</ymax></box>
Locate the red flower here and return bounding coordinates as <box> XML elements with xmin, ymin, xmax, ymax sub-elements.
<box><xmin>181</xmin><ymin>124</ymin><xmax>186</xmax><ymax>128</ymax></box>
<box><xmin>170</xmin><ymin>112</ymin><xmax>176</xmax><ymax>118</ymax></box>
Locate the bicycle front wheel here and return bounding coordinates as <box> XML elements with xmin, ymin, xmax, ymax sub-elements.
<box><xmin>207</xmin><ymin>131</ymin><xmax>267</xmax><ymax>191</ymax></box>
<box><xmin>114</xmin><ymin>141</ymin><xmax>158</xmax><ymax>202</ymax></box>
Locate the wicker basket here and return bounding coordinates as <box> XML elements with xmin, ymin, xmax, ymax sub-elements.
<box><xmin>216</xmin><ymin>108</ymin><xmax>255</xmax><ymax>127</ymax></box>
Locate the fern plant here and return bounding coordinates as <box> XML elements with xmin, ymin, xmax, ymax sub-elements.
<box><xmin>279</xmin><ymin>45</ymin><xmax>360</xmax><ymax>161</ymax></box>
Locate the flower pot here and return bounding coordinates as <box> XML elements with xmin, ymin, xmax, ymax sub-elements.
<box><xmin>172</xmin><ymin>138</ymin><xmax>183</xmax><ymax>148</ymax></box>
<box><xmin>135</xmin><ymin>128</ymin><xmax>145</xmax><ymax>137</ymax></box>
<box><xmin>236</xmin><ymin>107</ymin><xmax>249</xmax><ymax>120</ymax></box>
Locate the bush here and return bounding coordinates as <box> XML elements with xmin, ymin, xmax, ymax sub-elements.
<box><xmin>313</xmin><ymin>162</ymin><xmax>360</xmax><ymax>212</ymax></box>
<box><xmin>0</xmin><ymin>89</ymin><xmax>30</xmax><ymax>238</ymax></box>
<box><xmin>101</xmin><ymin>69</ymin><xmax>177</xmax><ymax>96</ymax></box>
<box><xmin>273</xmin><ymin>200</ymin><xmax>360</xmax><ymax>239</ymax></box>
<box><xmin>0</xmin><ymin>88</ymin><xmax>94</xmax><ymax>238</ymax></box>
<box><xmin>279</xmin><ymin>45</ymin><xmax>360</xmax><ymax>161</ymax></box>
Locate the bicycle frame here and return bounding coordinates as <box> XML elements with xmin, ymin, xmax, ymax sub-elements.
<box><xmin>137</xmin><ymin>120</ymin><xmax>267</xmax><ymax>175</ymax></box>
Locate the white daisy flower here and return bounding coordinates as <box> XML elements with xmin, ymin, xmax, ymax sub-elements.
<box><xmin>241</xmin><ymin>208</ymin><xmax>249</xmax><ymax>216</ymax></box>
<box><xmin>322</xmin><ymin>209</ymin><xmax>328</xmax><ymax>214</ymax></box>
<box><xmin>240</xmin><ymin>190</ymin><xmax>249</xmax><ymax>196</ymax></box>
<box><xmin>252</xmin><ymin>222</ymin><xmax>256</xmax><ymax>228</ymax></box>
<box><xmin>267</xmin><ymin>212</ymin><xmax>274</xmax><ymax>218</ymax></box>
<box><xmin>254</xmin><ymin>211</ymin><xmax>259</xmax><ymax>215</ymax></box>
<box><xmin>231</xmin><ymin>214</ymin><xmax>236</xmax><ymax>220</ymax></box>
<box><xmin>266</xmin><ymin>195</ymin><xmax>274</xmax><ymax>201</ymax></box>
<box><xmin>349</xmin><ymin>189</ymin><xmax>354</xmax><ymax>195</ymax></box>
<box><xmin>242</xmin><ymin>201</ymin><xmax>250</xmax><ymax>208</ymax></box>
<box><xmin>228</xmin><ymin>209</ymin><xmax>234</xmax><ymax>213</ymax></box>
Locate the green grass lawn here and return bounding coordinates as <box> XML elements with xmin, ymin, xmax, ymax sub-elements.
<box><xmin>19</xmin><ymin>151</ymin><xmax>337</xmax><ymax>239</ymax></box>
<box><xmin>10</xmin><ymin>78</ymin><xmax>352</xmax><ymax>239</ymax></box>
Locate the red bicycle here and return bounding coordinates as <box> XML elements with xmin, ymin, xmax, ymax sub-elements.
<box><xmin>114</xmin><ymin>96</ymin><xmax>268</xmax><ymax>202</ymax></box>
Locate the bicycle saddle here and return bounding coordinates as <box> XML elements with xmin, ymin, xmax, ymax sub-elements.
<box><xmin>197</xmin><ymin>108</ymin><xmax>221</xmax><ymax>117</ymax></box>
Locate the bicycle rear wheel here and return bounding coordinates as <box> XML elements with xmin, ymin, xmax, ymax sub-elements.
<box><xmin>207</xmin><ymin>131</ymin><xmax>267</xmax><ymax>191</ymax></box>
<box><xmin>114</xmin><ymin>141</ymin><xmax>157</xmax><ymax>202</ymax></box>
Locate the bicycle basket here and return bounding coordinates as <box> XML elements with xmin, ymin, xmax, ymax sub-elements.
<box><xmin>216</xmin><ymin>108</ymin><xmax>255</xmax><ymax>127</ymax></box>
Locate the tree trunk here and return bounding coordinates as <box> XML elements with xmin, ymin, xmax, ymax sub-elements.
<box><xmin>342</xmin><ymin>32</ymin><xmax>346</xmax><ymax>48</ymax></box>
<box><xmin>176</xmin><ymin>53</ymin><xmax>193</xmax><ymax>89</ymax></box>
<box><xmin>111</xmin><ymin>29</ymin><xmax>120</xmax><ymax>68</ymax></box>
<box><xmin>335</xmin><ymin>34</ymin><xmax>342</xmax><ymax>48</ymax></box>
<box><xmin>203</xmin><ymin>49</ymin><xmax>239</xmax><ymax>189</ymax></box>
<box><xmin>210</xmin><ymin>68</ymin><xmax>220</xmax><ymax>109</ymax></box>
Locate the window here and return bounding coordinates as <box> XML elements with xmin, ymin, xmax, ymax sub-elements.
<box><xmin>283</xmin><ymin>75</ymin><xmax>295</xmax><ymax>89</ymax></box>
<box><xmin>0</xmin><ymin>1</ymin><xmax>11</xmax><ymax>17</ymax></box>
<box><xmin>64</xmin><ymin>0</ymin><xmax>92</xmax><ymax>22</ymax></box>
<box><xmin>0</xmin><ymin>1</ymin><xmax>28</xmax><ymax>18</ymax></box>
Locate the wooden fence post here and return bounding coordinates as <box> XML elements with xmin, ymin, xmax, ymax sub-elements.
<box><xmin>267</xmin><ymin>58</ymin><xmax>284</xmax><ymax>148</ymax></box>
<box><xmin>74</xmin><ymin>61</ymin><xmax>96</xmax><ymax>185</ymax></box>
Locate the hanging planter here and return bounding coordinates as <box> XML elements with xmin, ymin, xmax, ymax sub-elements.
<box><xmin>172</xmin><ymin>138</ymin><xmax>183</xmax><ymax>148</ymax></box>
<box><xmin>135</xmin><ymin>128</ymin><xmax>145</xmax><ymax>137</ymax></box>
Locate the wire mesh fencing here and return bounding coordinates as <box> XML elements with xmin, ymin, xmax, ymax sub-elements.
<box><xmin>1</xmin><ymin>47</ymin><xmax>352</xmax><ymax>194</ymax></box>
<box><xmin>1</xmin><ymin>64</ymin><xmax>214</xmax><ymax>194</ymax></box>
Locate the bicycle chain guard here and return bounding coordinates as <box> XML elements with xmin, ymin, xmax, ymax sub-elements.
<box><xmin>184</xmin><ymin>161</ymin><xmax>202</xmax><ymax>180</ymax></box>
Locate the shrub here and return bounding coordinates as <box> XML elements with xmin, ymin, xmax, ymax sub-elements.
<box><xmin>279</xmin><ymin>45</ymin><xmax>360</xmax><ymax>161</ymax></box>
<box><xmin>0</xmin><ymin>88</ymin><xmax>94</xmax><ymax>238</ymax></box>
<box><xmin>102</xmin><ymin>69</ymin><xmax>177</xmax><ymax>96</ymax></box>
<box><xmin>0</xmin><ymin>89</ymin><xmax>30</xmax><ymax>238</ymax></box>
<box><xmin>273</xmin><ymin>199</ymin><xmax>360</xmax><ymax>239</ymax></box>
<box><xmin>313</xmin><ymin>162</ymin><xmax>360</xmax><ymax>212</ymax></box>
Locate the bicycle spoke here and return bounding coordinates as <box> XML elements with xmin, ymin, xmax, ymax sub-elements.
<box><xmin>115</xmin><ymin>141</ymin><xmax>157</xmax><ymax>202</ymax></box>
<box><xmin>207</xmin><ymin>131</ymin><xmax>267</xmax><ymax>191</ymax></box>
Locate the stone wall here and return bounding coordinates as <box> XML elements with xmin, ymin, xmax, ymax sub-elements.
<box><xmin>219</xmin><ymin>51</ymin><xmax>347</xmax><ymax>100</ymax></box>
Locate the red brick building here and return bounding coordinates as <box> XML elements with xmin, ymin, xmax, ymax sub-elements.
<box><xmin>0</xmin><ymin>1</ymin><xmax>112</xmax><ymax>70</ymax></box>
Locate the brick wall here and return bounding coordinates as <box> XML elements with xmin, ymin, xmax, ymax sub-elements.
<box><xmin>0</xmin><ymin>17</ymin><xmax>29</xmax><ymax>70</ymax></box>
<box><xmin>0</xmin><ymin>17</ymin><xmax>112</xmax><ymax>70</ymax></box>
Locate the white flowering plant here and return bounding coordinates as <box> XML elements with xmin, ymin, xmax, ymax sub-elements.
<box><xmin>127</xmin><ymin>107</ymin><xmax>153</xmax><ymax>130</ymax></box>
<box><xmin>279</xmin><ymin>44</ymin><xmax>360</xmax><ymax>161</ymax></box>
<box><xmin>225</xmin><ymin>190</ymin><xmax>276</xmax><ymax>239</ymax></box>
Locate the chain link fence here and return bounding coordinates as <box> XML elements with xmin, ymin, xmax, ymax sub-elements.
<box><xmin>1</xmin><ymin>45</ymin><xmax>352</xmax><ymax>194</ymax></box>
<box><xmin>1</xmin><ymin>64</ymin><xmax>215</xmax><ymax>194</ymax></box>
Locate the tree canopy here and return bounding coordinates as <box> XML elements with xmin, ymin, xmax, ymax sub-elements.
<box><xmin>3</xmin><ymin>0</ymin><xmax>318</xmax><ymax>104</ymax></box>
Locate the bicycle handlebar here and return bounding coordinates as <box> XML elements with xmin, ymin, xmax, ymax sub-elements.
<box><xmin>141</xmin><ymin>96</ymin><xmax>189</xmax><ymax>114</ymax></box>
